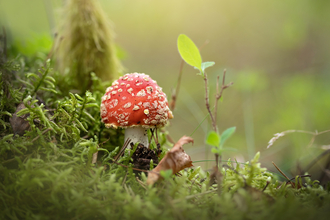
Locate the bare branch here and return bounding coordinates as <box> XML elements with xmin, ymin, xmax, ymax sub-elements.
<box><xmin>267</xmin><ymin>129</ymin><xmax>330</xmax><ymax>149</ymax></box>
<box><xmin>214</xmin><ymin>69</ymin><xmax>233</xmax><ymax>129</ymax></box>
<box><xmin>204</xmin><ymin>72</ymin><xmax>217</xmax><ymax>131</ymax></box>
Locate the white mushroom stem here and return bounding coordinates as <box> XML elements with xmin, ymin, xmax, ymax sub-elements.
<box><xmin>124</xmin><ymin>126</ymin><xmax>149</xmax><ymax>149</ymax></box>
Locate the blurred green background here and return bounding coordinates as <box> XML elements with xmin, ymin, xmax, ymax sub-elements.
<box><xmin>1</xmin><ymin>0</ymin><xmax>330</xmax><ymax>176</ymax></box>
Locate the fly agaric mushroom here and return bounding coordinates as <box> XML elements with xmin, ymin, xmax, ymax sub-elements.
<box><xmin>100</xmin><ymin>73</ymin><xmax>173</xmax><ymax>147</ymax></box>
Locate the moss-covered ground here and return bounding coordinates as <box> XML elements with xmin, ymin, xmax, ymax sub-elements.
<box><xmin>1</xmin><ymin>41</ymin><xmax>330</xmax><ymax>220</ymax></box>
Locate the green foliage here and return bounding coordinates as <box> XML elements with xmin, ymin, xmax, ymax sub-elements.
<box><xmin>177</xmin><ymin>34</ymin><xmax>202</xmax><ymax>71</ymax></box>
<box><xmin>0</xmin><ymin>57</ymin><xmax>22</xmax><ymax>132</ymax></box>
<box><xmin>206</xmin><ymin>130</ymin><xmax>220</xmax><ymax>147</ymax></box>
<box><xmin>177</xmin><ymin>34</ymin><xmax>215</xmax><ymax>76</ymax></box>
<box><xmin>220</xmin><ymin>126</ymin><xmax>236</xmax><ymax>148</ymax></box>
<box><xmin>206</xmin><ymin>127</ymin><xmax>236</xmax><ymax>155</ymax></box>
<box><xmin>20</xmin><ymin>59</ymin><xmax>57</xmax><ymax>97</ymax></box>
<box><xmin>1</xmin><ymin>31</ymin><xmax>330</xmax><ymax>220</ymax></box>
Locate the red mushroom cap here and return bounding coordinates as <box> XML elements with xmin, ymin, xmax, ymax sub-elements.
<box><xmin>100</xmin><ymin>73</ymin><xmax>173</xmax><ymax>129</ymax></box>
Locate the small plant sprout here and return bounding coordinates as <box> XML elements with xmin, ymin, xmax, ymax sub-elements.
<box><xmin>177</xmin><ymin>34</ymin><xmax>234</xmax><ymax>167</ymax></box>
<box><xmin>206</xmin><ymin>127</ymin><xmax>237</xmax><ymax>165</ymax></box>
<box><xmin>100</xmin><ymin>73</ymin><xmax>173</xmax><ymax>148</ymax></box>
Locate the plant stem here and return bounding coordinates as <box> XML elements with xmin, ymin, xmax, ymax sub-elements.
<box><xmin>203</xmin><ymin>72</ymin><xmax>217</xmax><ymax>132</ymax></box>
<box><xmin>170</xmin><ymin>60</ymin><xmax>185</xmax><ymax>111</ymax></box>
<box><xmin>32</xmin><ymin>68</ymin><xmax>49</xmax><ymax>97</ymax></box>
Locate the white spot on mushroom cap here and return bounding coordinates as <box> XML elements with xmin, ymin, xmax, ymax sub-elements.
<box><xmin>144</xmin><ymin>109</ymin><xmax>149</xmax><ymax>115</ymax></box>
<box><xmin>133</xmin><ymin>105</ymin><xmax>140</xmax><ymax>110</ymax></box>
<box><xmin>106</xmin><ymin>87</ymin><xmax>112</xmax><ymax>93</ymax></box>
<box><xmin>152</xmin><ymin>101</ymin><xmax>158</xmax><ymax>109</ymax></box>
<box><xmin>107</xmin><ymin>99</ymin><xmax>118</xmax><ymax>109</ymax></box>
<box><xmin>143</xmin><ymin>102</ymin><xmax>150</xmax><ymax>108</ymax></box>
<box><xmin>118</xmin><ymin>88</ymin><xmax>123</xmax><ymax>92</ymax></box>
<box><xmin>137</xmin><ymin>89</ymin><xmax>146</xmax><ymax>97</ymax></box>
<box><xmin>157</xmin><ymin>108</ymin><xmax>165</xmax><ymax>115</ymax></box>
<box><xmin>112</xmin><ymin>91</ymin><xmax>117</xmax><ymax>95</ymax></box>
<box><xmin>123</xmin><ymin>102</ymin><xmax>132</xmax><ymax>109</ymax></box>
<box><xmin>127</xmin><ymin>88</ymin><xmax>133</xmax><ymax>94</ymax></box>
<box><xmin>146</xmin><ymin>86</ymin><xmax>153</xmax><ymax>94</ymax></box>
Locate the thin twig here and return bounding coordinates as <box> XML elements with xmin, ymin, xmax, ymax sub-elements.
<box><xmin>31</xmin><ymin>128</ymin><xmax>53</xmax><ymax>142</ymax></box>
<box><xmin>267</xmin><ymin>129</ymin><xmax>330</xmax><ymax>149</ymax></box>
<box><xmin>203</xmin><ymin>72</ymin><xmax>216</xmax><ymax>131</ymax></box>
<box><xmin>121</xmin><ymin>169</ymin><xmax>128</xmax><ymax>186</ymax></box>
<box><xmin>272</xmin><ymin>161</ymin><xmax>295</xmax><ymax>188</ymax></box>
<box><xmin>204</xmin><ymin>69</ymin><xmax>233</xmax><ymax>133</ymax></box>
<box><xmin>262</xmin><ymin>181</ymin><xmax>270</xmax><ymax>192</ymax></box>
<box><xmin>155</xmin><ymin>127</ymin><xmax>159</xmax><ymax>144</ymax></box>
<box><xmin>272</xmin><ymin>161</ymin><xmax>290</xmax><ymax>180</ymax></box>
<box><xmin>289</xmin><ymin>174</ymin><xmax>311</xmax><ymax>181</ymax></box>
<box><xmin>170</xmin><ymin>60</ymin><xmax>185</xmax><ymax>111</ymax></box>
<box><xmin>214</xmin><ymin>69</ymin><xmax>233</xmax><ymax>127</ymax></box>
<box><xmin>114</xmin><ymin>138</ymin><xmax>130</xmax><ymax>163</ymax></box>
<box><xmin>148</xmin><ymin>128</ymin><xmax>154</xmax><ymax>149</ymax></box>
<box><xmin>136</xmin><ymin>177</ymin><xmax>147</xmax><ymax>190</ymax></box>
<box><xmin>99</xmin><ymin>137</ymin><xmax>111</xmax><ymax>146</ymax></box>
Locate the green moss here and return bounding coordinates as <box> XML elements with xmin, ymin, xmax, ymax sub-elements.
<box><xmin>1</xmin><ymin>33</ymin><xmax>330</xmax><ymax>220</ymax></box>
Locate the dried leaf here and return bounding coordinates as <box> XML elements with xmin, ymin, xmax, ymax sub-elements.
<box><xmin>10</xmin><ymin>103</ymin><xmax>30</xmax><ymax>136</ymax></box>
<box><xmin>147</xmin><ymin>136</ymin><xmax>194</xmax><ymax>185</ymax></box>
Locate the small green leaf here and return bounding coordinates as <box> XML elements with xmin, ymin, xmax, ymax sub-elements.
<box><xmin>177</xmin><ymin>34</ymin><xmax>202</xmax><ymax>71</ymax></box>
<box><xmin>220</xmin><ymin>127</ymin><xmax>236</xmax><ymax>148</ymax></box>
<box><xmin>206</xmin><ymin>131</ymin><xmax>221</xmax><ymax>147</ymax></box>
<box><xmin>201</xmin><ymin>61</ymin><xmax>215</xmax><ymax>72</ymax></box>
